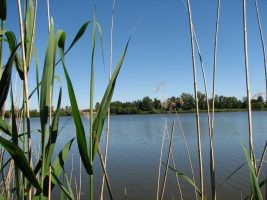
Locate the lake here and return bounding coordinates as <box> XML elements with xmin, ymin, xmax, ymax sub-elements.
<box><xmin>28</xmin><ymin>111</ymin><xmax>267</xmax><ymax>199</ymax></box>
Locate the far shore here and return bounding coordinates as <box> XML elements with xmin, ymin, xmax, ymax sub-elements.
<box><xmin>5</xmin><ymin>108</ymin><xmax>266</xmax><ymax>118</ymax></box>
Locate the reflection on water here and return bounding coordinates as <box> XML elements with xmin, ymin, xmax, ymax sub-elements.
<box><xmin>28</xmin><ymin>111</ymin><xmax>267</xmax><ymax>200</ymax></box>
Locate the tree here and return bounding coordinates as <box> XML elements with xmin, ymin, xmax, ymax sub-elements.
<box><xmin>141</xmin><ymin>96</ymin><xmax>153</xmax><ymax>112</ymax></box>
<box><xmin>180</xmin><ymin>93</ymin><xmax>195</xmax><ymax>110</ymax></box>
<box><xmin>153</xmin><ymin>98</ymin><xmax>162</xmax><ymax>110</ymax></box>
<box><xmin>197</xmin><ymin>92</ymin><xmax>206</xmax><ymax>110</ymax></box>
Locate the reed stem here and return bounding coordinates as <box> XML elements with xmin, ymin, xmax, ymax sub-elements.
<box><xmin>211</xmin><ymin>1</ymin><xmax>221</xmax><ymax>199</ymax></box>
<box><xmin>160</xmin><ymin>121</ymin><xmax>175</xmax><ymax>200</ymax></box>
<box><xmin>243</xmin><ymin>0</ymin><xmax>255</xmax><ymax>168</ymax></box>
<box><xmin>186</xmin><ymin>0</ymin><xmax>204</xmax><ymax>199</ymax></box>
<box><xmin>100</xmin><ymin>1</ymin><xmax>116</xmax><ymax>199</ymax></box>
<box><xmin>17</xmin><ymin>1</ymin><xmax>32</xmax><ymax>199</ymax></box>
<box><xmin>89</xmin><ymin>8</ymin><xmax>97</xmax><ymax>200</ymax></box>
<box><xmin>254</xmin><ymin>0</ymin><xmax>267</xmax><ymax>103</ymax></box>
<box><xmin>156</xmin><ymin>120</ymin><xmax>168</xmax><ymax>200</ymax></box>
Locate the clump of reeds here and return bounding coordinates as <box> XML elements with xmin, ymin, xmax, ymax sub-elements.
<box><xmin>0</xmin><ymin>0</ymin><xmax>130</xmax><ymax>199</ymax></box>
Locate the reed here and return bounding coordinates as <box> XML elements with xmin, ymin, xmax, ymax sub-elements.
<box><xmin>186</xmin><ymin>0</ymin><xmax>204</xmax><ymax>199</ymax></box>
<box><xmin>100</xmin><ymin>2</ymin><xmax>116</xmax><ymax>199</ymax></box>
<box><xmin>175</xmin><ymin>112</ymin><xmax>198</xmax><ymax>199</ymax></box>
<box><xmin>159</xmin><ymin>121</ymin><xmax>175</xmax><ymax>200</ymax></box>
<box><xmin>254</xmin><ymin>0</ymin><xmax>267</xmax><ymax>103</ymax></box>
<box><xmin>156</xmin><ymin>120</ymin><xmax>168</xmax><ymax>200</ymax></box>
<box><xmin>243</xmin><ymin>0</ymin><xmax>255</xmax><ymax>168</ymax></box>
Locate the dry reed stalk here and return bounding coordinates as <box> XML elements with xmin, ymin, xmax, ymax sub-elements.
<box><xmin>211</xmin><ymin>0</ymin><xmax>221</xmax><ymax>130</ymax></box>
<box><xmin>243</xmin><ymin>0</ymin><xmax>255</xmax><ymax>168</ymax></box>
<box><xmin>96</xmin><ymin>137</ymin><xmax>114</xmax><ymax>200</ymax></box>
<box><xmin>160</xmin><ymin>121</ymin><xmax>175</xmax><ymax>200</ymax></box>
<box><xmin>256</xmin><ymin>141</ymin><xmax>267</xmax><ymax>178</ymax></box>
<box><xmin>210</xmin><ymin>3</ymin><xmax>221</xmax><ymax>197</ymax></box>
<box><xmin>170</xmin><ymin>142</ymin><xmax>183</xmax><ymax>200</ymax></box>
<box><xmin>193</xmin><ymin>26</ymin><xmax>216</xmax><ymax>200</ymax></box>
<box><xmin>156</xmin><ymin>120</ymin><xmax>168</xmax><ymax>200</ymax></box>
<box><xmin>186</xmin><ymin>0</ymin><xmax>204</xmax><ymax>199</ymax></box>
<box><xmin>17</xmin><ymin>1</ymin><xmax>32</xmax><ymax>199</ymax></box>
<box><xmin>175</xmin><ymin>112</ymin><xmax>198</xmax><ymax>199</ymax></box>
<box><xmin>254</xmin><ymin>0</ymin><xmax>267</xmax><ymax>103</ymax></box>
<box><xmin>100</xmin><ymin>1</ymin><xmax>116</xmax><ymax>199</ymax></box>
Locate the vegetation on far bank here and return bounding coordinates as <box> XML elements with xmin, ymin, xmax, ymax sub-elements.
<box><xmin>4</xmin><ymin>92</ymin><xmax>266</xmax><ymax>117</ymax></box>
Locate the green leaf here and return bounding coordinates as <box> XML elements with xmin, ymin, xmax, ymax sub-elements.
<box><xmin>242</xmin><ymin>143</ymin><xmax>263</xmax><ymax>200</ymax></box>
<box><xmin>43</xmin><ymin>138</ymin><xmax>75</xmax><ymax>196</ymax></box>
<box><xmin>10</xmin><ymin>88</ymin><xmax>20</xmax><ymax>199</ymax></box>
<box><xmin>96</xmin><ymin>22</ymin><xmax>105</xmax><ymax>65</ymax></box>
<box><xmin>51</xmin><ymin>170</ymin><xmax>74</xmax><ymax>200</ymax></box>
<box><xmin>166</xmin><ymin>163</ymin><xmax>204</xmax><ymax>199</ymax></box>
<box><xmin>0</xmin><ymin>118</ymin><xmax>11</xmax><ymax>136</ymax></box>
<box><xmin>0</xmin><ymin>135</ymin><xmax>41</xmax><ymax>191</ymax></box>
<box><xmin>44</xmin><ymin>88</ymin><xmax>62</xmax><ymax>175</ymax></box>
<box><xmin>40</xmin><ymin>19</ymin><xmax>54</xmax><ymax>132</ymax></box>
<box><xmin>0</xmin><ymin>43</ymin><xmax>20</xmax><ymax>110</ymax></box>
<box><xmin>0</xmin><ymin>0</ymin><xmax>6</xmax><ymax>21</ymax></box>
<box><xmin>64</xmin><ymin>21</ymin><xmax>91</xmax><ymax>56</ymax></box>
<box><xmin>5</xmin><ymin>31</ymin><xmax>24</xmax><ymax>80</ymax></box>
<box><xmin>34</xmin><ymin>48</ymin><xmax>40</xmax><ymax>104</ymax></box>
<box><xmin>25</xmin><ymin>0</ymin><xmax>35</xmax><ymax>67</ymax></box>
<box><xmin>30</xmin><ymin>21</ymin><xmax>92</xmax><ymax>98</ymax></box>
<box><xmin>217</xmin><ymin>162</ymin><xmax>245</xmax><ymax>188</ymax></box>
<box><xmin>59</xmin><ymin>32</ymin><xmax>93</xmax><ymax>175</ymax></box>
<box><xmin>92</xmin><ymin>37</ymin><xmax>131</xmax><ymax>159</ymax></box>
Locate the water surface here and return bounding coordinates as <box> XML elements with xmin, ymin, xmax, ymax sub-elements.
<box><xmin>29</xmin><ymin>111</ymin><xmax>267</xmax><ymax>199</ymax></box>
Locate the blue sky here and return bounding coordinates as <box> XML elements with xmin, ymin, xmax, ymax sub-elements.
<box><xmin>5</xmin><ymin>0</ymin><xmax>267</xmax><ymax>109</ymax></box>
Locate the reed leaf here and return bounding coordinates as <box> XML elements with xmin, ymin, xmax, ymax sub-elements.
<box><xmin>51</xmin><ymin>170</ymin><xmax>74</xmax><ymax>200</ymax></box>
<box><xmin>0</xmin><ymin>0</ymin><xmax>6</xmax><ymax>21</ymax></box>
<box><xmin>165</xmin><ymin>164</ymin><xmax>204</xmax><ymax>199</ymax></box>
<box><xmin>43</xmin><ymin>138</ymin><xmax>75</xmax><ymax>196</ymax></box>
<box><xmin>25</xmin><ymin>0</ymin><xmax>35</xmax><ymax>67</ymax></box>
<box><xmin>64</xmin><ymin>21</ymin><xmax>91</xmax><ymax>56</ymax></box>
<box><xmin>59</xmin><ymin>32</ymin><xmax>93</xmax><ymax>175</ymax></box>
<box><xmin>5</xmin><ymin>31</ymin><xmax>25</xmax><ymax>80</ymax></box>
<box><xmin>242</xmin><ymin>143</ymin><xmax>263</xmax><ymax>200</ymax></box>
<box><xmin>0</xmin><ymin>135</ymin><xmax>41</xmax><ymax>191</ymax></box>
<box><xmin>96</xmin><ymin>22</ymin><xmax>105</xmax><ymax>65</ymax></box>
<box><xmin>0</xmin><ymin>157</ymin><xmax>11</xmax><ymax>174</ymax></box>
<box><xmin>40</xmin><ymin>19</ymin><xmax>54</xmax><ymax>131</ymax></box>
<box><xmin>10</xmin><ymin>88</ymin><xmax>20</xmax><ymax>199</ymax></box>
<box><xmin>217</xmin><ymin>162</ymin><xmax>245</xmax><ymax>188</ymax></box>
<box><xmin>34</xmin><ymin>49</ymin><xmax>40</xmax><ymax>104</ymax></box>
<box><xmin>44</xmin><ymin>88</ymin><xmax>62</xmax><ymax>175</ymax></box>
<box><xmin>30</xmin><ymin>21</ymin><xmax>92</xmax><ymax>99</ymax></box>
<box><xmin>0</xmin><ymin>119</ymin><xmax>11</xmax><ymax>136</ymax></box>
<box><xmin>0</xmin><ymin>43</ymin><xmax>20</xmax><ymax>110</ymax></box>
<box><xmin>92</xmin><ymin>37</ymin><xmax>131</xmax><ymax>159</ymax></box>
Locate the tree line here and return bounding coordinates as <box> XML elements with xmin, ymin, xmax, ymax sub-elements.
<box><xmin>96</xmin><ymin>92</ymin><xmax>266</xmax><ymax>114</ymax></box>
<box><xmin>4</xmin><ymin>92</ymin><xmax>266</xmax><ymax>117</ymax></box>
